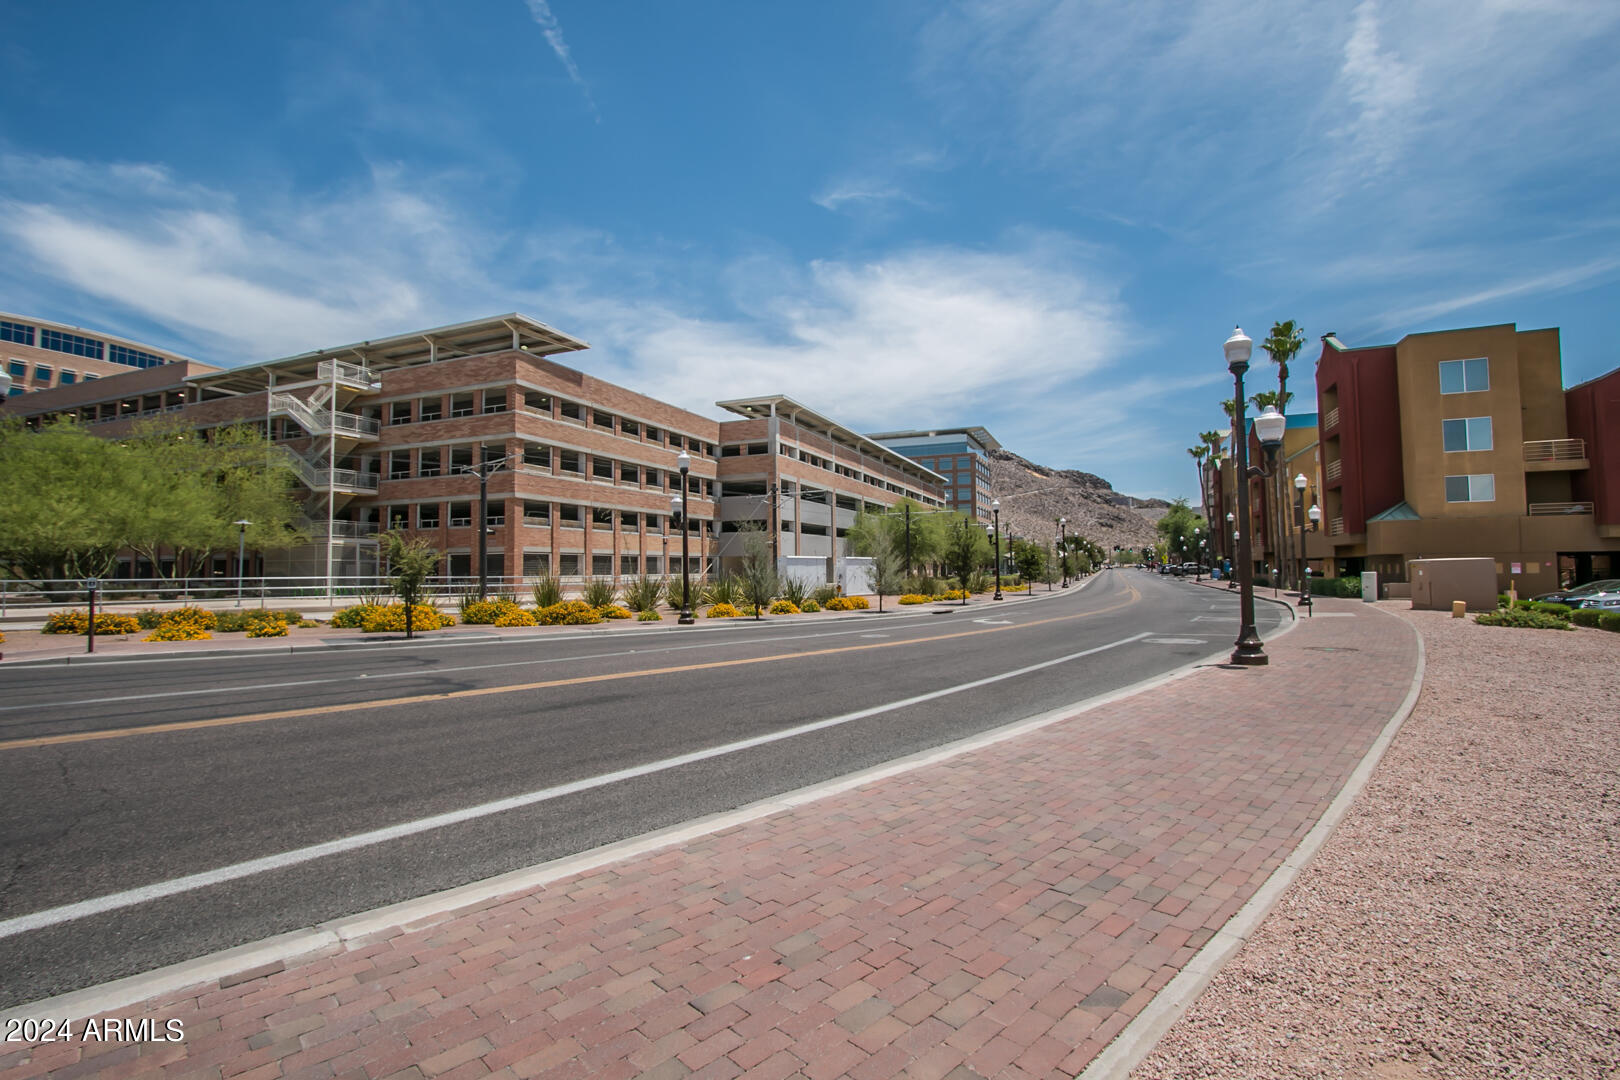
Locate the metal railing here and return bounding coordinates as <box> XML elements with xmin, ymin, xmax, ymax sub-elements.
<box><xmin>307</xmin><ymin>520</ymin><xmax>382</xmax><ymax>538</ymax></box>
<box><xmin>87</xmin><ymin>402</ymin><xmax>188</xmax><ymax>426</ymax></box>
<box><xmin>1325</xmin><ymin>459</ymin><xmax>1342</xmax><ymax>482</ymax></box>
<box><xmin>282</xmin><ymin>451</ymin><xmax>379</xmax><ymax>494</ymax></box>
<box><xmin>269</xmin><ymin>392</ymin><xmax>380</xmax><ymax>439</ymax></box>
<box><xmin>1527</xmin><ymin>501</ymin><xmax>1594</xmax><ymax>516</ymax></box>
<box><xmin>1523</xmin><ymin>438</ymin><xmax>1586</xmax><ymax>463</ymax></box>
<box><xmin>317</xmin><ymin>359</ymin><xmax>378</xmax><ymax>389</ymax></box>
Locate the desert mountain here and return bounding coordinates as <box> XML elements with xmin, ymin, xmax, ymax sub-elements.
<box><xmin>986</xmin><ymin>448</ymin><xmax>1166</xmax><ymax>554</ymax></box>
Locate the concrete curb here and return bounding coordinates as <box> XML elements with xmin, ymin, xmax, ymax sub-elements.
<box><xmin>1076</xmin><ymin>600</ymin><xmax>1427</xmax><ymax>1079</ymax></box>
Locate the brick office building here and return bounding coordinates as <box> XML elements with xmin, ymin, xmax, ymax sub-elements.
<box><xmin>4</xmin><ymin>313</ymin><xmax>945</xmax><ymax>587</ymax></box>
<box><xmin>3</xmin><ymin>311</ymin><xmax>203</xmax><ymax>398</ymax></box>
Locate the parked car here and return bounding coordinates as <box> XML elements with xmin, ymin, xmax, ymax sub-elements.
<box><xmin>1575</xmin><ymin>591</ymin><xmax>1620</xmax><ymax>610</ymax></box>
<box><xmin>1534</xmin><ymin>578</ymin><xmax>1620</xmax><ymax>605</ymax></box>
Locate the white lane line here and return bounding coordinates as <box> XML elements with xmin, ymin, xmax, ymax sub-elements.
<box><xmin>0</xmin><ymin>631</ymin><xmax>1153</xmax><ymax>941</ymax></box>
<box><xmin>0</xmin><ymin>621</ymin><xmax>961</xmax><ymax>715</ymax></box>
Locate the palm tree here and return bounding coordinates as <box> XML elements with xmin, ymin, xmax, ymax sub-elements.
<box><xmin>1200</xmin><ymin>430</ymin><xmax>1225</xmax><ymax>558</ymax></box>
<box><xmin>1261</xmin><ymin>320</ymin><xmax>1306</xmax><ymax>589</ymax></box>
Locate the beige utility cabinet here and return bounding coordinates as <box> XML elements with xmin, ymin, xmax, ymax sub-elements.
<box><xmin>1409</xmin><ymin>557</ymin><xmax>1498</xmax><ymax>612</ymax></box>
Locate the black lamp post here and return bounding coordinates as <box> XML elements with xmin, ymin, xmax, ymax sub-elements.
<box><xmin>991</xmin><ymin>500</ymin><xmax>1003</xmax><ymax>600</ymax></box>
<box><xmin>1294</xmin><ymin>473</ymin><xmax>1308</xmax><ymax>606</ymax></box>
<box><xmin>463</xmin><ymin>452</ymin><xmax>517</xmax><ymax>602</ymax></box>
<box><xmin>1058</xmin><ymin>517</ymin><xmax>1068</xmax><ymax>588</ymax></box>
<box><xmin>1225</xmin><ymin>326</ymin><xmax>1287</xmax><ymax>666</ymax></box>
<box><xmin>234</xmin><ymin>519</ymin><xmax>252</xmax><ymax>606</ymax></box>
<box><xmin>676</xmin><ymin>450</ymin><xmax>694</xmax><ymax>624</ymax></box>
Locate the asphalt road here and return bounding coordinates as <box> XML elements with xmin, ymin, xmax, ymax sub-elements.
<box><xmin>0</xmin><ymin>569</ymin><xmax>1285</xmax><ymax>1007</ymax></box>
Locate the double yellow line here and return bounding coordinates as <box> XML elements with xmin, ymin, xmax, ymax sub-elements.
<box><xmin>4</xmin><ymin>586</ymin><xmax>1139</xmax><ymax>752</ymax></box>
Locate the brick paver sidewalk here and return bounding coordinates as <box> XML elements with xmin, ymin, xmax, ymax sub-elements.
<box><xmin>4</xmin><ymin>598</ymin><xmax>1418</xmax><ymax>1080</ymax></box>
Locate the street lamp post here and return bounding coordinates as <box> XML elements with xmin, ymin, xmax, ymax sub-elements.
<box><xmin>991</xmin><ymin>500</ymin><xmax>1003</xmax><ymax>600</ymax></box>
<box><xmin>234</xmin><ymin>519</ymin><xmax>252</xmax><ymax>606</ymax></box>
<box><xmin>1294</xmin><ymin>473</ymin><xmax>1308</xmax><ymax>607</ymax></box>
<box><xmin>462</xmin><ymin>452</ymin><xmax>518</xmax><ymax>602</ymax></box>
<box><xmin>1225</xmin><ymin>511</ymin><xmax>1236</xmax><ymax>589</ymax></box>
<box><xmin>1058</xmin><ymin>517</ymin><xmax>1068</xmax><ymax>588</ymax></box>
<box><xmin>1225</xmin><ymin>327</ymin><xmax>1287</xmax><ymax>666</ymax></box>
<box><xmin>676</xmin><ymin>451</ymin><xmax>694</xmax><ymax>624</ymax></box>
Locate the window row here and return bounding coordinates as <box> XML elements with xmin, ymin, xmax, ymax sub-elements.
<box><xmin>373</xmin><ymin>501</ymin><xmax>713</xmax><ymax>534</ymax></box>
<box><xmin>377</xmin><ymin>444</ymin><xmax>715</xmax><ymax>495</ymax></box>
<box><xmin>377</xmin><ymin>389</ymin><xmax>716</xmax><ymax>455</ymax></box>
<box><xmin>778</xmin><ymin>443</ymin><xmax>932</xmax><ymax>500</ymax></box>
<box><xmin>5</xmin><ymin>359</ymin><xmax>97</xmax><ymax>387</ymax></box>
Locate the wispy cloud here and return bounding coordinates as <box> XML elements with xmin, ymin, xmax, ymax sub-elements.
<box><xmin>523</xmin><ymin>0</ymin><xmax>598</xmax><ymax>120</ymax></box>
<box><xmin>1372</xmin><ymin>256</ymin><xmax>1620</xmax><ymax>332</ymax></box>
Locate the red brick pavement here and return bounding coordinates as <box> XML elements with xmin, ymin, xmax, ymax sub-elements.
<box><xmin>2</xmin><ymin>597</ymin><xmax>1418</xmax><ymax>1080</ymax></box>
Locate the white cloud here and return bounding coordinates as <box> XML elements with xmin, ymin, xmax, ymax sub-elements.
<box><xmin>523</xmin><ymin>0</ymin><xmax>598</xmax><ymax>120</ymax></box>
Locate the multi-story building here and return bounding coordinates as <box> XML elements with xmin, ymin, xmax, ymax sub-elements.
<box><xmin>1306</xmin><ymin>323</ymin><xmax>1620</xmax><ymax>593</ymax></box>
<box><xmin>710</xmin><ymin>397</ymin><xmax>949</xmax><ymax>577</ymax></box>
<box><xmin>1212</xmin><ymin>412</ymin><xmax>1319</xmax><ymax>581</ymax></box>
<box><xmin>3</xmin><ymin>312</ymin><xmax>200</xmax><ymax>397</ymax></box>
<box><xmin>4</xmin><ymin>313</ymin><xmax>945</xmax><ymax>587</ymax></box>
<box><xmin>864</xmin><ymin>427</ymin><xmax>998</xmax><ymax>521</ymax></box>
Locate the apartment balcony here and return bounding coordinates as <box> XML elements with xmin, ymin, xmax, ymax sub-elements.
<box><xmin>1527</xmin><ymin>501</ymin><xmax>1594</xmax><ymax>516</ymax></box>
<box><xmin>1523</xmin><ymin>438</ymin><xmax>1588</xmax><ymax>472</ymax></box>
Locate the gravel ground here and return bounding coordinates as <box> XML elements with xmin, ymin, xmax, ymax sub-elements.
<box><xmin>1133</xmin><ymin>604</ymin><xmax>1619</xmax><ymax>1079</ymax></box>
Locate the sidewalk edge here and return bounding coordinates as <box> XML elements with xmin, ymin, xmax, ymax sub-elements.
<box><xmin>1077</xmin><ymin>604</ymin><xmax>1427</xmax><ymax>1080</ymax></box>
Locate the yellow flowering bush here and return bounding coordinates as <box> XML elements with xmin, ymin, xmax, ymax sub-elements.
<box><xmin>934</xmin><ymin>590</ymin><xmax>969</xmax><ymax>601</ymax></box>
<box><xmin>769</xmin><ymin>599</ymin><xmax>800</xmax><ymax>614</ymax></box>
<box><xmin>0</xmin><ymin>630</ymin><xmax>7</xmax><ymax>644</ymax></box>
<box><xmin>360</xmin><ymin>604</ymin><xmax>452</xmax><ymax>632</ymax></box>
<box><xmin>596</xmin><ymin>604</ymin><xmax>633</xmax><ymax>620</ymax></box>
<box><xmin>330</xmin><ymin>603</ymin><xmax>384</xmax><ymax>628</ymax></box>
<box><xmin>245</xmin><ymin>619</ymin><xmax>289</xmax><ymax>638</ymax></box>
<box><xmin>161</xmin><ymin>606</ymin><xmax>218</xmax><ymax>631</ymax></box>
<box><xmin>799</xmin><ymin>599</ymin><xmax>820</xmax><ymax>613</ymax></box>
<box><xmin>537</xmin><ymin>600</ymin><xmax>603</xmax><ymax>625</ymax></box>
<box><xmin>898</xmin><ymin>594</ymin><xmax>932</xmax><ymax>605</ymax></box>
<box><xmin>145</xmin><ymin>623</ymin><xmax>212</xmax><ymax>642</ymax></box>
<box><xmin>94</xmin><ymin>614</ymin><xmax>143</xmax><ymax>635</ymax></box>
<box><xmin>824</xmin><ymin>596</ymin><xmax>871</xmax><ymax>611</ymax></box>
<box><xmin>705</xmin><ymin>602</ymin><xmax>741</xmax><ymax>618</ymax></box>
<box><xmin>493</xmin><ymin>608</ymin><xmax>538</xmax><ymax>627</ymax></box>
<box><xmin>1002</xmin><ymin>582</ymin><xmax>1029</xmax><ymax>592</ymax></box>
<box><xmin>43</xmin><ymin>610</ymin><xmax>89</xmax><ymax>634</ymax></box>
<box><xmin>636</xmin><ymin>609</ymin><xmax>662</xmax><ymax>622</ymax></box>
<box><xmin>462</xmin><ymin>599</ymin><xmax>522</xmax><ymax>625</ymax></box>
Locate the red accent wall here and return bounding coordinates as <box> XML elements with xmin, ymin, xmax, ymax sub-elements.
<box><xmin>1566</xmin><ymin>367</ymin><xmax>1620</xmax><ymax>527</ymax></box>
<box><xmin>1317</xmin><ymin>343</ymin><xmax>1403</xmax><ymax>533</ymax></box>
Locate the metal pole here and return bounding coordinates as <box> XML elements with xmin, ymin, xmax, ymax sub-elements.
<box><xmin>236</xmin><ymin>522</ymin><xmax>248</xmax><ymax>607</ymax></box>
<box><xmin>477</xmin><ymin>468</ymin><xmax>489</xmax><ymax>602</ymax></box>
<box><xmin>86</xmin><ymin>582</ymin><xmax>97</xmax><ymax>654</ymax></box>
<box><xmin>992</xmin><ymin>506</ymin><xmax>1002</xmax><ymax>600</ymax></box>
<box><xmin>1230</xmin><ymin>358</ymin><xmax>1267</xmax><ymax>665</ymax></box>
<box><xmin>678</xmin><ymin>462</ymin><xmax>694</xmax><ymax>624</ymax></box>
<box><xmin>904</xmin><ymin>503</ymin><xmax>912</xmax><ymax>577</ymax></box>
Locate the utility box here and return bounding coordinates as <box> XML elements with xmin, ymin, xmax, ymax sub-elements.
<box><xmin>1409</xmin><ymin>557</ymin><xmax>1497</xmax><ymax>612</ymax></box>
<box><xmin>1361</xmin><ymin>571</ymin><xmax>1378</xmax><ymax>602</ymax></box>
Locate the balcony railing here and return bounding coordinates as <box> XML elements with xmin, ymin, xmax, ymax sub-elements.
<box><xmin>1325</xmin><ymin>459</ymin><xmax>1342</xmax><ymax>483</ymax></box>
<box><xmin>308</xmin><ymin>520</ymin><xmax>381</xmax><ymax>538</ymax></box>
<box><xmin>317</xmin><ymin>358</ymin><xmax>379</xmax><ymax>389</ymax></box>
<box><xmin>1523</xmin><ymin>438</ymin><xmax>1585</xmax><ymax>463</ymax></box>
<box><xmin>269</xmin><ymin>392</ymin><xmax>381</xmax><ymax>439</ymax></box>
<box><xmin>1322</xmin><ymin>406</ymin><xmax>1340</xmax><ymax>430</ymax></box>
<box><xmin>1527</xmin><ymin>501</ymin><xmax>1594</xmax><ymax>516</ymax></box>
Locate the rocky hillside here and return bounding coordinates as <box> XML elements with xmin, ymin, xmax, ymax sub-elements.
<box><xmin>987</xmin><ymin>448</ymin><xmax>1164</xmax><ymax>553</ymax></box>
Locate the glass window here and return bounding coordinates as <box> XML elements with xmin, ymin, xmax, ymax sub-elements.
<box><xmin>592</xmin><ymin>554</ymin><xmax>613</xmax><ymax>576</ymax></box>
<box><xmin>522</xmin><ymin>552</ymin><xmax>550</xmax><ymax>577</ymax></box>
<box><xmin>108</xmin><ymin>343</ymin><xmax>162</xmax><ymax>368</ymax></box>
<box><xmin>1439</xmin><ymin>357</ymin><xmax>1489</xmax><ymax>394</ymax></box>
<box><xmin>6</xmin><ymin>360</ymin><xmax>24</xmax><ymax>379</ymax></box>
<box><xmin>34</xmin><ymin>364</ymin><xmax>53</xmax><ymax>383</ymax></box>
<box><xmin>620</xmin><ymin>555</ymin><xmax>640</xmax><ymax>577</ymax></box>
<box><xmin>417</xmin><ymin>502</ymin><xmax>440</xmax><ymax>528</ymax></box>
<box><xmin>59</xmin><ymin>370</ymin><xmax>77</xmax><ymax>385</ymax></box>
<box><xmin>0</xmin><ymin>320</ymin><xmax>35</xmax><ymax>346</ymax></box>
<box><xmin>418</xmin><ymin>396</ymin><xmax>442</xmax><ymax>422</ymax></box>
<box><xmin>645</xmin><ymin>555</ymin><xmax>662</xmax><ymax>576</ymax></box>
<box><xmin>42</xmin><ymin>329</ymin><xmax>105</xmax><ymax>360</ymax></box>
<box><xmin>1441</xmin><ymin>417</ymin><xmax>1493</xmax><ymax>452</ymax></box>
<box><xmin>1444</xmin><ymin>474</ymin><xmax>1495</xmax><ymax>502</ymax></box>
<box><xmin>559</xmin><ymin>553</ymin><xmax>581</xmax><ymax>576</ymax></box>
<box><xmin>8</xmin><ymin>386</ymin><xmax>25</xmax><ymax>397</ymax></box>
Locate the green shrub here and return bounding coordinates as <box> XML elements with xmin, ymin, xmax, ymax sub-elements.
<box><xmin>702</xmin><ymin>576</ymin><xmax>740</xmax><ymax>607</ymax></box>
<box><xmin>779</xmin><ymin>577</ymin><xmax>809</xmax><ymax>609</ymax></box>
<box><xmin>622</xmin><ymin>576</ymin><xmax>664</xmax><ymax>613</ymax></box>
<box><xmin>1601</xmin><ymin>612</ymin><xmax>1620</xmax><ymax>633</ymax></box>
<box><xmin>581</xmin><ymin>577</ymin><xmax>618</xmax><ymax>609</ymax></box>
<box><xmin>636</xmin><ymin>609</ymin><xmax>662</xmax><ymax>622</ymax></box>
<box><xmin>160</xmin><ymin>606</ymin><xmax>218</xmax><ymax>631</ymax></box>
<box><xmin>531</xmin><ymin>576</ymin><xmax>563</xmax><ymax>609</ymax></box>
<box><xmin>811</xmin><ymin>584</ymin><xmax>838</xmax><ymax>606</ymax></box>
<box><xmin>1309</xmin><ymin>577</ymin><xmax>1362</xmax><ymax>598</ymax></box>
<box><xmin>1474</xmin><ymin>608</ymin><xmax>1571</xmax><ymax>630</ymax></box>
<box><xmin>966</xmin><ymin>570</ymin><xmax>992</xmax><ymax>594</ymax></box>
<box><xmin>135</xmin><ymin>608</ymin><xmax>166</xmax><ymax>629</ymax></box>
<box><xmin>331</xmin><ymin>603</ymin><xmax>385</xmax><ymax>629</ymax></box>
<box><xmin>1570</xmin><ymin>608</ymin><xmax>1602</xmax><ymax>628</ymax></box>
<box><xmin>596</xmin><ymin>604</ymin><xmax>632</xmax><ymax>620</ymax></box>
<box><xmin>245</xmin><ymin>620</ymin><xmax>289</xmax><ymax>638</ymax></box>
<box><xmin>799</xmin><ymin>599</ymin><xmax>820</xmax><ymax>613</ymax></box>
<box><xmin>1529</xmin><ymin>601</ymin><xmax>1573</xmax><ymax>617</ymax></box>
<box><xmin>360</xmin><ymin>604</ymin><xmax>452</xmax><ymax>632</ymax></box>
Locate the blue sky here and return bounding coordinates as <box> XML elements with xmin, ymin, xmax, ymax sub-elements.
<box><xmin>4</xmin><ymin>1</ymin><xmax>1618</xmax><ymax>501</ymax></box>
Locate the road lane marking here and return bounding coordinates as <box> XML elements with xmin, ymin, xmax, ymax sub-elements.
<box><xmin>0</xmin><ymin>588</ymin><xmax>1140</xmax><ymax>752</ymax></box>
<box><xmin>0</xmin><ymin>630</ymin><xmax>1154</xmax><ymax>940</ymax></box>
